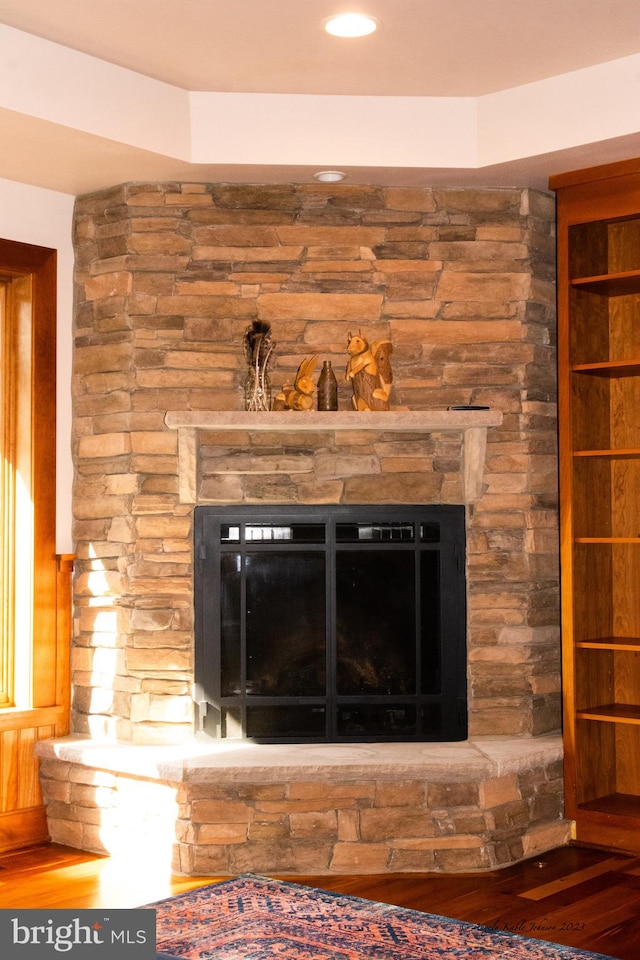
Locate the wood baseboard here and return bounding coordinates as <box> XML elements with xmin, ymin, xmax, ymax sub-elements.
<box><xmin>0</xmin><ymin>806</ymin><xmax>49</xmax><ymax>854</ymax></box>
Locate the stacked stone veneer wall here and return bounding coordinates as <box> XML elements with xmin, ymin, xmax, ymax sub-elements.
<box><xmin>70</xmin><ymin>182</ymin><xmax>558</xmax><ymax>745</ymax></box>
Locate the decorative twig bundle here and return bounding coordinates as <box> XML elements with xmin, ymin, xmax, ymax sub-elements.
<box><xmin>243</xmin><ymin>321</ymin><xmax>275</xmax><ymax>411</ymax></box>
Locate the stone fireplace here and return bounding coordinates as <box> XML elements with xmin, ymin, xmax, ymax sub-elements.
<box><xmin>37</xmin><ymin>181</ymin><xmax>569</xmax><ymax>874</ymax></box>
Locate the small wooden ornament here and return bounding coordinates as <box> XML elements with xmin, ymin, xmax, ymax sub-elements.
<box><xmin>273</xmin><ymin>355</ymin><xmax>318</xmax><ymax>411</ymax></box>
<box><xmin>345</xmin><ymin>332</ymin><xmax>393</xmax><ymax>411</ymax></box>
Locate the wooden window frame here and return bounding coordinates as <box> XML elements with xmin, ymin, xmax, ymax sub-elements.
<box><xmin>0</xmin><ymin>239</ymin><xmax>57</xmax><ymax>713</ymax></box>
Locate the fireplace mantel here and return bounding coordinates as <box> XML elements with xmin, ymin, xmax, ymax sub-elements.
<box><xmin>165</xmin><ymin>409</ymin><xmax>503</xmax><ymax>504</ymax></box>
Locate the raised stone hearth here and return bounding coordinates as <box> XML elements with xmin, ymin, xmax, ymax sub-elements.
<box><xmin>38</xmin><ymin>181</ymin><xmax>563</xmax><ymax>873</ymax></box>
<box><xmin>36</xmin><ymin>736</ymin><xmax>568</xmax><ymax>874</ymax></box>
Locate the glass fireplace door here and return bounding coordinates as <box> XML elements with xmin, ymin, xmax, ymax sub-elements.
<box><xmin>194</xmin><ymin>505</ymin><xmax>466</xmax><ymax>743</ymax></box>
<box><xmin>221</xmin><ymin>546</ymin><xmax>328</xmax><ymax>738</ymax></box>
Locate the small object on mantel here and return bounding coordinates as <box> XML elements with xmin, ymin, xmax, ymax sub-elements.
<box><xmin>448</xmin><ymin>404</ymin><xmax>490</xmax><ymax>411</ymax></box>
<box><xmin>345</xmin><ymin>331</ymin><xmax>393</xmax><ymax>411</ymax></box>
<box><xmin>243</xmin><ymin>320</ymin><xmax>274</xmax><ymax>411</ymax></box>
<box><xmin>273</xmin><ymin>355</ymin><xmax>318</xmax><ymax>411</ymax></box>
<box><xmin>317</xmin><ymin>360</ymin><xmax>338</xmax><ymax>410</ymax></box>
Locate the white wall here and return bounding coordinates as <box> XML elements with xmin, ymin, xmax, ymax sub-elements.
<box><xmin>0</xmin><ymin>23</ymin><xmax>190</xmax><ymax>160</ymax></box>
<box><xmin>2</xmin><ymin>24</ymin><xmax>640</xmax><ymax>196</ymax></box>
<box><xmin>190</xmin><ymin>92</ymin><xmax>478</xmax><ymax>169</ymax></box>
<box><xmin>0</xmin><ymin>177</ymin><xmax>75</xmax><ymax>552</ymax></box>
<box><xmin>478</xmin><ymin>52</ymin><xmax>640</xmax><ymax>166</ymax></box>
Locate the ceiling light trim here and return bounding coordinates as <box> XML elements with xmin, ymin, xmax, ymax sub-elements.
<box><xmin>313</xmin><ymin>170</ymin><xmax>347</xmax><ymax>182</ymax></box>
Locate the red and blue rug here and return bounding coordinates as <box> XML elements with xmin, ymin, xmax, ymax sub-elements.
<box><xmin>148</xmin><ymin>873</ymin><xmax>616</xmax><ymax>960</ymax></box>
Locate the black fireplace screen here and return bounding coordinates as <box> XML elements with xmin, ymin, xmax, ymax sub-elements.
<box><xmin>194</xmin><ymin>505</ymin><xmax>467</xmax><ymax>743</ymax></box>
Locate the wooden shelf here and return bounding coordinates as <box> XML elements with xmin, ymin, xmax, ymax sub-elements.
<box><xmin>577</xmin><ymin>704</ymin><xmax>640</xmax><ymax>724</ymax></box>
<box><xmin>572</xmin><ymin>359</ymin><xmax>640</xmax><ymax>377</ymax></box>
<box><xmin>571</xmin><ymin>269</ymin><xmax>640</xmax><ymax>296</ymax></box>
<box><xmin>578</xmin><ymin>793</ymin><xmax>640</xmax><ymax>818</ymax></box>
<box><xmin>573</xmin><ymin>448</ymin><xmax>640</xmax><ymax>458</ymax></box>
<box><xmin>577</xmin><ymin>637</ymin><xmax>640</xmax><ymax>651</ymax></box>
<box><xmin>574</xmin><ymin>537</ymin><xmax>640</xmax><ymax>544</ymax></box>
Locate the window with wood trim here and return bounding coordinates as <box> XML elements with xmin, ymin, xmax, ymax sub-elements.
<box><xmin>0</xmin><ymin>239</ymin><xmax>57</xmax><ymax>711</ymax></box>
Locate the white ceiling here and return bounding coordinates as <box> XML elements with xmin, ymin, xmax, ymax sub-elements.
<box><xmin>1</xmin><ymin>0</ymin><xmax>639</xmax><ymax>97</ymax></box>
<box><xmin>0</xmin><ymin>0</ymin><xmax>639</xmax><ymax>194</ymax></box>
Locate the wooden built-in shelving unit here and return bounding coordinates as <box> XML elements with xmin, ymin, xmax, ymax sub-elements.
<box><xmin>551</xmin><ymin>158</ymin><xmax>640</xmax><ymax>854</ymax></box>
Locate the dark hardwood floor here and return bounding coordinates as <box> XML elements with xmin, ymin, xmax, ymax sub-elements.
<box><xmin>1</xmin><ymin>842</ymin><xmax>639</xmax><ymax>958</ymax></box>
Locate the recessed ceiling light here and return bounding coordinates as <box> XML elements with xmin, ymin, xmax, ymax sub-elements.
<box><xmin>324</xmin><ymin>13</ymin><xmax>379</xmax><ymax>38</ymax></box>
<box><xmin>313</xmin><ymin>170</ymin><xmax>347</xmax><ymax>183</ymax></box>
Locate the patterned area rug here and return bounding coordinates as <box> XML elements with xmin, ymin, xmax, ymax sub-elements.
<box><xmin>148</xmin><ymin>874</ymin><xmax>616</xmax><ymax>960</ymax></box>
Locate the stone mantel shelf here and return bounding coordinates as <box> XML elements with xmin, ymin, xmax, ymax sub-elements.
<box><xmin>165</xmin><ymin>409</ymin><xmax>502</xmax><ymax>433</ymax></box>
<box><xmin>165</xmin><ymin>409</ymin><xmax>503</xmax><ymax>504</ymax></box>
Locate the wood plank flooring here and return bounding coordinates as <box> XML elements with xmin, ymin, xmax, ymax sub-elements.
<box><xmin>1</xmin><ymin>842</ymin><xmax>639</xmax><ymax>959</ymax></box>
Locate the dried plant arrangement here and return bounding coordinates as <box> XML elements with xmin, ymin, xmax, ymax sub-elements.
<box><xmin>243</xmin><ymin>320</ymin><xmax>275</xmax><ymax>411</ymax></box>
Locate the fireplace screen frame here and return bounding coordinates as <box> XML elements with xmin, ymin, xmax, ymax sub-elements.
<box><xmin>194</xmin><ymin>504</ymin><xmax>467</xmax><ymax>743</ymax></box>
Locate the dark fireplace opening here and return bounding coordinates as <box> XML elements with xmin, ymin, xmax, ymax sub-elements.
<box><xmin>194</xmin><ymin>504</ymin><xmax>467</xmax><ymax>743</ymax></box>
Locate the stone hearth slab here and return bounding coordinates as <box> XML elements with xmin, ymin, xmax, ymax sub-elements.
<box><xmin>36</xmin><ymin>735</ymin><xmax>561</xmax><ymax>781</ymax></box>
